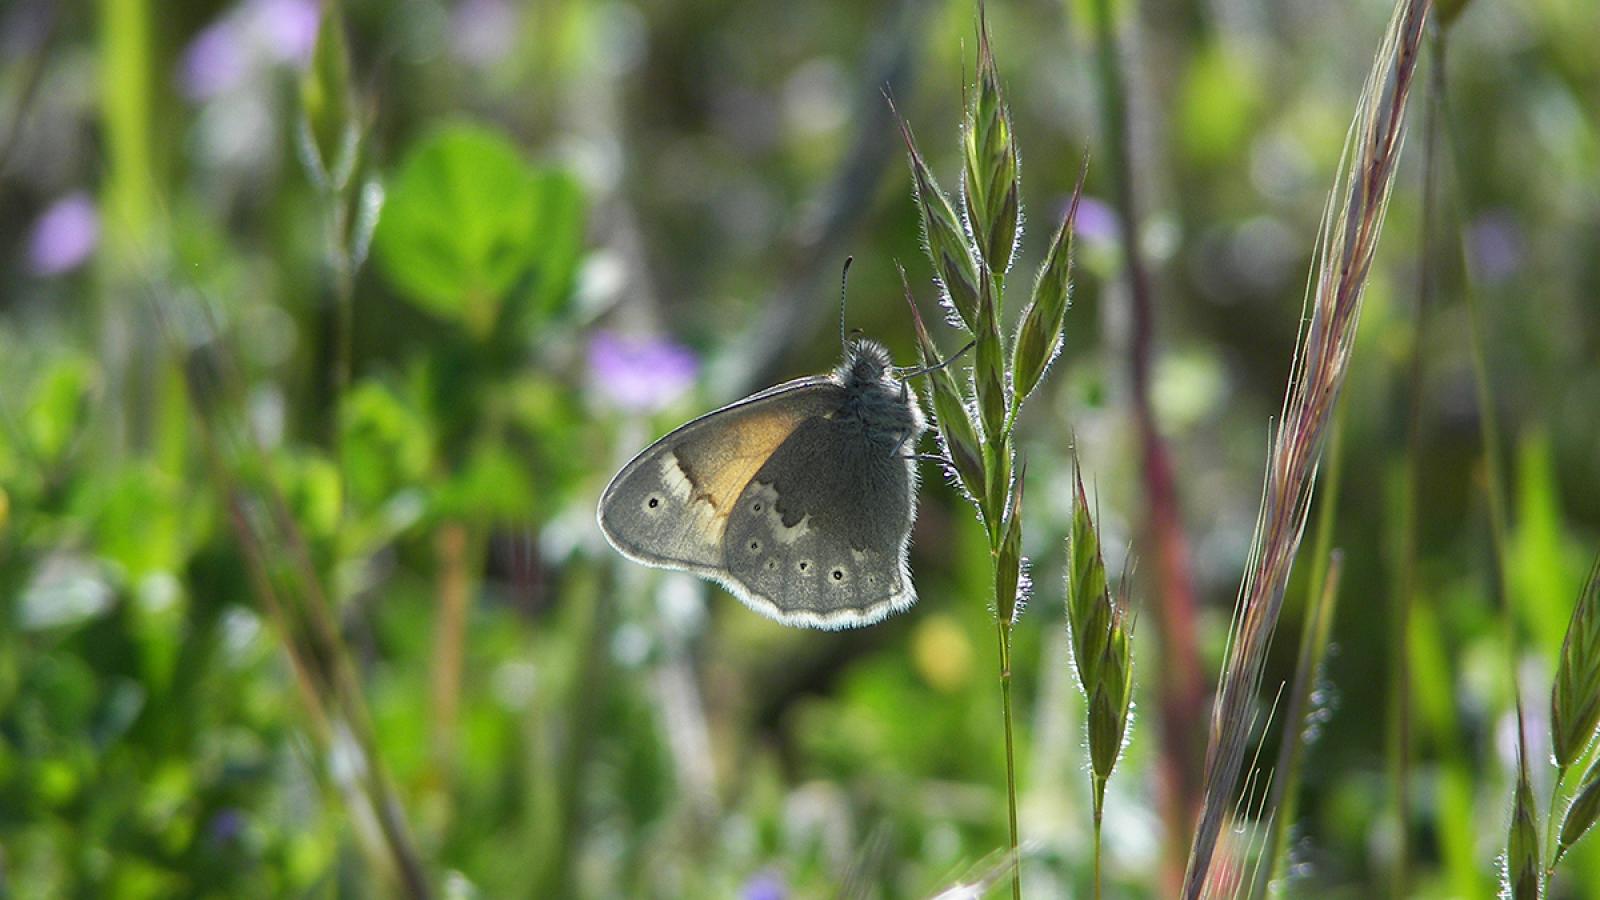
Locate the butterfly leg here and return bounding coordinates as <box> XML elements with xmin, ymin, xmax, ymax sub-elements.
<box><xmin>893</xmin><ymin>428</ymin><xmax>940</xmax><ymax>464</ymax></box>
<box><xmin>889</xmin><ymin>427</ymin><xmax>923</xmax><ymax>458</ymax></box>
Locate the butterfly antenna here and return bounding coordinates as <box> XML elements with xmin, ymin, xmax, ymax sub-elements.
<box><xmin>899</xmin><ymin>340</ymin><xmax>976</xmax><ymax>379</ymax></box>
<box><xmin>839</xmin><ymin>255</ymin><xmax>854</xmax><ymax>355</ymax></box>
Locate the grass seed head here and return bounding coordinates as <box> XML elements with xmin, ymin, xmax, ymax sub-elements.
<box><xmin>962</xmin><ymin>4</ymin><xmax>1020</xmax><ymax>275</ymax></box>
<box><xmin>893</xmin><ymin>103</ymin><xmax>982</xmax><ymax>333</ymax></box>
<box><xmin>1551</xmin><ymin>552</ymin><xmax>1600</xmax><ymax>769</ymax></box>
<box><xmin>973</xmin><ymin>265</ymin><xmax>1008</xmax><ymax>441</ymax></box>
<box><xmin>1011</xmin><ymin>157</ymin><xmax>1085</xmax><ymax>405</ymax></box>
<box><xmin>1066</xmin><ymin>452</ymin><xmax>1113</xmax><ymax>695</ymax></box>
<box><xmin>1558</xmin><ymin>762</ymin><xmax>1600</xmax><ymax>865</ymax></box>
<box><xmin>901</xmin><ymin>266</ymin><xmax>985</xmax><ymax>502</ymax></box>
<box><xmin>1507</xmin><ymin>736</ymin><xmax>1542</xmax><ymax>900</ymax></box>
<box><xmin>995</xmin><ymin>472</ymin><xmax>1026</xmax><ymax>624</ymax></box>
<box><xmin>1088</xmin><ymin>610</ymin><xmax>1133</xmax><ymax>786</ymax></box>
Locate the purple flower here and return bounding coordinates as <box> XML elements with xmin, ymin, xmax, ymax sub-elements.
<box><xmin>177</xmin><ymin>0</ymin><xmax>317</xmax><ymax>102</ymax></box>
<box><xmin>1467</xmin><ymin>210</ymin><xmax>1523</xmax><ymax>284</ymax></box>
<box><xmin>1071</xmin><ymin>195</ymin><xmax>1119</xmax><ymax>247</ymax></box>
<box><xmin>208</xmin><ymin>808</ymin><xmax>246</xmax><ymax>844</ymax></box>
<box><xmin>740</xmin><ymin>871</ymin><xmax>786</xmax><ymax>900</ymax></box>
<box><xmin>451</xmin><ymin>0</ymin><xmax>518</xmax><ymax>66</ymax></box>
<box><xmin>27</xmin><ymin>192</ymin><xmax>99</xmax><ymax>276</ymax></box>
<box><xmin>247</xmin><ymin>0</ymin><xmax>319</xmax><ymax>67</ymax></box>
<box><xmin>587</xmin><ymin>330</ymin><xmax>699</xmax><ymax>413</ymax></box>
<box><xmin>179</xmin><ymin>20</ymin><xmax>248</xmax><ymax>101</ymax></box>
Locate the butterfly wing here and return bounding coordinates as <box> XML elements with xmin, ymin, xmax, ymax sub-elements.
<box><xmin>598</xmin><ymin>377</ymin><xmax>848</xmax><ymax>574</ymax></box>
<box><xmin>720</xmin><ymin>416</ymin><xmax>918</xmax><ymax>628</ymax></box>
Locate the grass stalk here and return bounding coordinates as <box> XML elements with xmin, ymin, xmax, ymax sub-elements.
<box><xmin>97</xmin><ymin>0</ymin><xmax>159</xmax><ymax>456</ymax></box>
<box><xmin>1385</xmin><ymin>24</ymin><xmax>1447</xmax><ymax>890</ymax></box>
<box><xmin>148</xmin><ymin>286</ymin><xmax>431</xmax><ymax>897</ymax></box>
<box><xmin>1546</xmin><ymin>765</ymin><xmax>1567</xmax><ymax>876</ymax></box>
<box><xmin>996</xmin><ymin>616</ymin><xmax>1021</xmax><ymax>900</ymax></box>
<box><xmin>1066</xmin><ymin>455</ymin><xmax>1134</xmax><ymax>898</ymax></box>
<box><xmin>896</xmin><ymin>12</ymin><xmax>1086</xmax><ymax>894</ymax></box>
<box><xmin>1448</xmin><ymin>85</ymin><xmax>1512</xmax><ymax>638</ymax></box>
<box><xmin>1084</xmin><ymin>0</ymin><xmax>1204</xmax><ymax>859</ymax></box>
<box><xmin>430</xmin><ymin>522</ymin><xmax>473</xmax><ymax>779</ymax></box>
<box><xmin>1093</xmin><ymin>804</ymin><xmax>1104</xmax><ymax>898</ymax></box>
<box><xmin>1182</xmin><ymin>1</ymin><xmax>1431</xmax><ymax>893</ymax></box>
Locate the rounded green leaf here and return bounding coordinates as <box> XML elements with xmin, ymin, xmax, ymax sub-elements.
<box><xmin>374</xmin><ymin>123</ymin><xmax>545</xmax><ymax>335</ymax></box>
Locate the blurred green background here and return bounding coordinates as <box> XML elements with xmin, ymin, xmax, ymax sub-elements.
<box><xmin>1</xmin><ymin>0</ymin><xmax>1598</xmax><ymax>896</ymax></box>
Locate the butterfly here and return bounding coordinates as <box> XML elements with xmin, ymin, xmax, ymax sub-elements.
<box><xmin>597</xmin><ymin>334</ymin><xmax>926</xmax><ymax>629</ymax></box>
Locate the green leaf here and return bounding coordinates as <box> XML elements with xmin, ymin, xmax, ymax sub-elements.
<box><xmin>78</xmin><ymin>463</ymin><xmax>187</xmax><ymax>578</ymax></box>
<box><xmin>340</xmin><ymin>378</ymin><xmax>435</xmax><ymax>510</ymax></box>
<box><xmin>374</xmin><ymin>123</ymin><xmax>578</xmax><ymax>337</ymax></box>
<box><xmin>26</xmin><ymin>356</ymin><xmax>97</xmax><ymax>465</ymax></box>
<box><xmin>432</xmin><ymin>444</ymin><xmax>536</xmax><ymax>523</ymax></box>
<box><xmin>526</xmin><ymin>169</ymin><xmax>586</xmax><ymax>321</ymax></box>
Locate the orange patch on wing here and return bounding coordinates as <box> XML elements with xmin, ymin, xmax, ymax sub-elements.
<box><xmin>678</xmin><ymin>408</ymin><xmax>807</xmax><ymax>521</ymax></box>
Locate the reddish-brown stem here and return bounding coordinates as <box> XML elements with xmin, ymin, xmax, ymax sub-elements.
<box><xmin>1089</xmin><ymin>0</ymin><xmax>1205</xmax><ymax>870</ymax></box>
<box><xmin>431</xmin><ymin>522</ymin><xmax>473</xmax><ymax>781</ymax></box>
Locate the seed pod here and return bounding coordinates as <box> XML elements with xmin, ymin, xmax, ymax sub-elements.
<box><xmin>1551</xmin><ymin>553</ymin><xmax>1600</xmax><ymax>769</ymax></box>
<box><xmin>901</xmin><ymin>267</ymin><xmax>984</xmax><ymax>503</ymax></box>
<box><xmin>995</xmin><ymin>471</ymin><xmax>1025</xmax><ymax>624</ymax></box>
<box><xmin>1558</xmin><ymin>761</ymin><xmax>1600</xmax><ymax>865</ymax></box>
<box><xmin>982</xmin><ymin>437</ymin><xmax>1012</xmax><ymax>540</ymax></box>
<box><xmin>1012</xmin><ymin>158</ymin><xmax>1086</xmax><ymax>404</ymax></box>
<box><xmin>1506</xmin><ymin>715</ymin><xmax>1542</xmax><ymax>900</ymax></box>
<box><xmin>961</xmin><ymin>6</ymin><xmax>1020</xmax><ymax>275</ymax></box>
<box><xmin>892</xmin><ymin>102</ymin><xmax>982</xmax><ymax>333</ymax></box>
<box><xmin>1066</xmin><ymin>452</ymin><xmax>1112</xmax><ymax>694</ymax></box>
<box><xmin>1088</xmin><ymin>611</ymin><xmax>1133</xmax><ymax>784</ymax></box>
<box><xmin>973</xmin><ymin>266</ymin><xmax>1007</xmax><ymax>441</ymax></box>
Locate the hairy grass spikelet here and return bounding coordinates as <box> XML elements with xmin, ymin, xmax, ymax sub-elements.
<box><xmin>894</xmin><ymin>103</ymin><xmax>982</xmax><ymax>333</ymax></box>
<box><xmin>961</xmin><ymin>4</ymin><xmax>1020</xmax><ymax>275</ymax></box>
<box><xmin>1558</xmin><ymin>763</ymin><xmax>1600</xmax><ymax>865</ymax></box>
<box><xmin>1066</xmin><ymin>456</ymin><xmax>1113</xmax><ymax>694</ymax></box>
<box><xmin>1551</xmin><ymin>552</ymin><xmax>1600</xmax><ymax>770</ymax></box>
<box><xmin>1507</xmin><ymin>710</ymin><xmax>1543</xmax><ymax>899</ymax></box>
<box><xmin>1182</xmin><ymin>1</ymin><xmax>1430</xmax><ymax>892</ymax></box>
<box><xmin>1011</xmin><ymin>158</ymin><xmax>1085</xmax><ymax>405</ymax></box>
<box><xmin>995</xmin><ymin>473</ymin><xmax>1025</xmax><ymax>625</ymax></box>
<box><xmin>973</xmin><ymin>264</ymin><xmax>1008</xmax><ymax>441</ymax></box>
<box><xmin>901</xmin><ymin>267</ymin><xmax>985</xmax><ymax>503</ymax></box>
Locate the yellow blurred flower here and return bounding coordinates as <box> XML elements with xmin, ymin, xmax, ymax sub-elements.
<box><xmin>912</xmin><ymin>614</ymin><xmax>973</xmax><ymax>693</ymax></box>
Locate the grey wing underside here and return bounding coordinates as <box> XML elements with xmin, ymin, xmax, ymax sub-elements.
<box><xmin>597</xmin><ymin>376</ymin><xmax>845</xmax><ymax>574</ymax></box>
<box><xmin>720</xmin><ymin>416</ymin><xmax>919</xmax><ymax>628</ymax></box>
<box><xmin>597</xmin><ymin>377</ymin><xmax>919</xmax><ymax>629</ymax></box>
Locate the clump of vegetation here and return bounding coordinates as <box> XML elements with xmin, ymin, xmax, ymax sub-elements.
<box><xmin>5</xmin><ymin>0</ymin><xmax>1600</xmax><ymax>895</ymax></box>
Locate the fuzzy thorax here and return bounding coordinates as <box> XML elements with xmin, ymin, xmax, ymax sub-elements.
<box><xmin>835</xmin><ymin>338</ymin><xmax>926</xmax><ymax>448</ymax></box>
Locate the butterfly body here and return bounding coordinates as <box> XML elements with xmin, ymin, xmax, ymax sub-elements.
<box><xmin>598</xmin><ymin>339</ymin><xmax>925</xmax><ymax>629</ymax></box>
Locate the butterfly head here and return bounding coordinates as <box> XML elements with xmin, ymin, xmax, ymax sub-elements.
<box><xmin>835</xmin><ymin>337</ymin><xmax>924</xmax><ymax>448</ymax></box>
<box><xmin>839</xmin><ymin>337</ymin><xmax>894</xmax><ymax>390</ymax></box>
